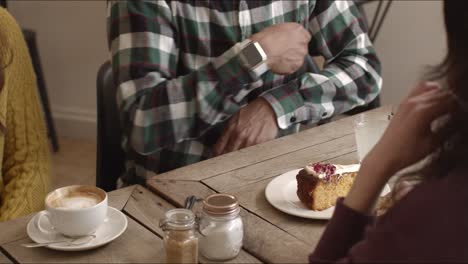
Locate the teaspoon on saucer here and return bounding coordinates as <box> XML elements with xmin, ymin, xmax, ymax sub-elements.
<box><xmin>21</xmin><ymin>235</ymin><xmax>96</xmax><ymax>248</ymax></box>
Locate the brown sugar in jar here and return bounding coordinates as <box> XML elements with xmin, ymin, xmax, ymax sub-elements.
<box><xmin>160</xmin><ymin>209</ymin><xmax>198</xmax><ymax>263</ymax></box>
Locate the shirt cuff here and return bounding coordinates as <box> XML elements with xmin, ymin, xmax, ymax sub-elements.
<box><xmin>261</xmin><ymin>81</ymin><xmax>312</xmax><ymax>129</ymax></box>
<box><xmin>212</xmin><ymin>39</ymin><xmax>267</xmax><ymax>101</ymax></box>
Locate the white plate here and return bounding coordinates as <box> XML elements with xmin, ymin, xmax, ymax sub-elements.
<box><xmin>265</xmin><ymin>169</ymin><xmax>391</xmax><ymax>219</ymax></box>
<box><xmin>27</xmin><ymin>206</ymin><xmax>128</xmax><ymax>251</ymax></box>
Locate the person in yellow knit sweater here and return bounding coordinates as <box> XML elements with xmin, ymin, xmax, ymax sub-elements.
<box><xmin>0</xmin><ymin>7</ymin><xmax>50</xmax><ymax>221</ymax></box>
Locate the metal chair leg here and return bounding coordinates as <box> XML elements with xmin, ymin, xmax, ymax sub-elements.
<box><xmin>23</xmin><ymin>30</ymin><xmax>59</xmax><ymax>152</ymax></box>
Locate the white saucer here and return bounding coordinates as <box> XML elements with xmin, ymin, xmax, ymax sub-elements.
<box><xmin>265</xmin><ymin>169</ymin><xmax>391</xmax><ymax>219</ymax></box>
<box><xmin>27</xmin><ymin>206</ymin><xmax>128</xmax><ymax>251</ymax></box>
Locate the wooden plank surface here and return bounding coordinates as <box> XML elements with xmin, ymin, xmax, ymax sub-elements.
<box><xmin>157</xmin><ymin>106</ymin><xmax>391</xmax><ymax>182</ymax></box>
<box><xmin>0</xmin><ymin>215</ymin><xmax>33</xmax><ymax>245</ymax></box>
<box><xmin>0</xmin><ymin>251</ymin><xmax>12</xmax><ymax>264</ymax></box>
<box><xmin>0</xmin><ymin>185</ymin><xmax>259</xmax><ymax>264</ymax></box>
<box><xmin>3</xmin><ymin>216</ymin><xmax>166</xmax><ymax>263</ymax></box>
<box><xmin>123</xmin><ymin>185</ymin><xmax>174</xmax><ymax>237</ymax></box>
<box><xmin>108</xmin><ymin>185</ymin><xmax>136</xmax><ymax>210</ymax></box>
<box><xmin>157</xmin><ymin>115</ymin><xmax>354</xmax><ymax>182</ymax></box>
<box><xmin>124</xmin><ymin>186</ymin><xmax>261</xmax><ymax>263</ymax></box>
<box><xmin>0</xmin><ymin>185</ymin><xmax>165</xmax><ymax>264</ymax></box>
<box><xmin>146</xmin><ymin>107</ymin><xmax>392</xmax><ymax>263</ymax></box>
<box><xmin>203</xmin><ymin>134</ymin><xmax>356</xmax><ymax>192</ymax></box>
<box><xmin>219</xmin><ymin>152</ymin><xmax>359</xmax><ymax>247</ymax></box>
<box><xmin>148</xmin><ymin>153</ymin><xmax>362</xmax><ymax>259</ymax></box>
<box><xmin>148</xmin><ymin>179</ymin><xmax>312</xmax><ymax>263</ymax></box>
<box><xmin>0</xmin><ymin>106</ymin><xmax>391</xmax><ymax>264</ymax></box>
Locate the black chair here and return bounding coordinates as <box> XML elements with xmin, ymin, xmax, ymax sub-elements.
<box><xmin>96</xmin><ymin>62</ymin><xmax>125</xmax><ymax>192</ymax></box>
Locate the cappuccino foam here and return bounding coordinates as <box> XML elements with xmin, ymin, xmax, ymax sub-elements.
<box><xmin>50</xmin><ymin>192</ymin><xmax>102</xmax><ymax>209</ymax></box>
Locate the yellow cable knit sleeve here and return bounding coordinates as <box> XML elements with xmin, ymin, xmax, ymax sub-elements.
<box><xmin>0</xmin><ymin>8</ymin><xmax>50</xmax><ymax>222</ymax></box>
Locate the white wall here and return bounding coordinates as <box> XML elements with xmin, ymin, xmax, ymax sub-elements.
<box><xmin>363</xmin><ymin>0</ymin><xmax>445</xmax><ymax>104</ymax></box>
<box><xmin>8</xmin><ymin>1</ymin><xmax>108</xmax><ymax>141</ymax></box>
<box><xmin>6</xmin><ymin>0</ymin><xmax>446</xmax><ymax>141</ymax></box>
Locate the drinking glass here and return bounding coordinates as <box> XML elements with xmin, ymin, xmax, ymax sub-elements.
<box><xmin>354</xmin><ymin>113</ymin><xmax>391</xmax><ymax>162</ymax></box>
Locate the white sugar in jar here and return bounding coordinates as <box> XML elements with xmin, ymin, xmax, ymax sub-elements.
<box><xmin>199</xmin><ymin>194</ymin><xmax>244</xmax><ymax>261</ymax></box>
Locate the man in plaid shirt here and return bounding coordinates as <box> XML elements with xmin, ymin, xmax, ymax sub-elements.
<box><xmin>108</xmin><ymin>0</ymin><xmax>382</xmax><ymax>186</ymax></box>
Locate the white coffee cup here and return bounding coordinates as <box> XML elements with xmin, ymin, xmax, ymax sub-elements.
<box><xmin>36</xmin><ymin>185</ymin><xmax>108</xmax><ymax>237</ymax></box>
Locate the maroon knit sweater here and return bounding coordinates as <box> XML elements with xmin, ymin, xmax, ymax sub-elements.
<box><xmin>310</xmin><ymin>169</ymin><xmax>468</xmax><ymax>263</ymax></box>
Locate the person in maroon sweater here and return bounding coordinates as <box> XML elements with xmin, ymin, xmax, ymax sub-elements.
<box><xmin>310</xmin><ymin>1</ymin><xmax>468</xmax><ymax>263</ymax></box>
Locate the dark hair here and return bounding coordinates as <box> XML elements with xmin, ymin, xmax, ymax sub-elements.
<box><xmin>385</xmin><ymin>0</ymin><xmax>468</xmax><ymax>209</ymax></box>
<box><xmin>419</xmin><ymin>0</ymin><xmax>468</xmax><ymax>180</ymax></box>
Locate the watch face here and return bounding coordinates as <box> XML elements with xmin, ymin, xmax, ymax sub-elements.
<box><xmin>243</xmin><ymin>43</ymin><xmax>263</xmax><ymax>67</ymax></box>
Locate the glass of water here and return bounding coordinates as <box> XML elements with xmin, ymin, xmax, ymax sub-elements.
<box><xmin>354</xmin><ymin>113</ymin><xmax>391</xmax><ymax>162</ymax></box>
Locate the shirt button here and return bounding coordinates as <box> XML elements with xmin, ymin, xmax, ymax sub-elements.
<box><xmin>290</xmin><ymin>116</ymin><xmax>297</xmax><ymax>123</ymax></box>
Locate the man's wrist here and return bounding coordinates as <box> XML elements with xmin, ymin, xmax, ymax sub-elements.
<box><xmin>258</xmin><ymin>97</ymin><xmax>279</xmax><ymax>129</ymax></box>
<box><xmin>239</xmin><ymin>39</ymin><xmax>268</xmax><ymax>76</ymax></box>
<box><xmin>212</xmin><ymin>40</ymin><xmax>263</xmax><ymax>94</ymax></box>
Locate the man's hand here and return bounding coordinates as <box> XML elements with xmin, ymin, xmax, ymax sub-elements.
<box><xmin>250</xmin><ymin>22</ymin><xmax>311</xmax><ymax>75</ymax></box>
<box><xmin>213</xmin><ymin>98</ymin><xmax>279</xmax><ymax>156</ymax></box>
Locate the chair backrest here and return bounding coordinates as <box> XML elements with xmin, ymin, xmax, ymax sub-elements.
<box><xmin>96</xmin><ymin>61</ymin><xmax>125</xmax><ymax>191</ymax></box>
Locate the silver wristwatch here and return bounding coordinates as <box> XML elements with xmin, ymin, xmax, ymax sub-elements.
<box><xmin>239</xmin><ymin>39</ymin><xmax>268</xmax><ymax>76</ymax></box>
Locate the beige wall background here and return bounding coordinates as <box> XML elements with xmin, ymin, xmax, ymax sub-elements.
<box><xmin>363</xmin><ymin>0</ymin><xmax>445</xmax><ymax>103</ymax></box>
<box><xmin>8</xmin><ymin>1</ymin><xmax>108</xmax><ymax>141</ymax></box>
<box><xmin>7</xmin><ymin>0</ymin><xmax>445</xmax><ymax>141</ymax></box>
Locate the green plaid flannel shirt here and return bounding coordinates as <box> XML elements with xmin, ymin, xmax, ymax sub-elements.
<box><xmin>108</xmin><ymin>0</ymin><xmax>382</xmax><ymax>185</ymax></box>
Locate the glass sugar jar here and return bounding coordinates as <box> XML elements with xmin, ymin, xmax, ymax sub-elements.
<box><xmin>198</xmin><ymin>194</ymin><xmax>244</xmax><ymax>261</ymax></box>
<box><xmin>160</xmin><ymin>209</ymin><xmax>198</xmax><ymax>263</ymax></box>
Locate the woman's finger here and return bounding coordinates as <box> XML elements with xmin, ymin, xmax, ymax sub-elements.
<box><xmin>417</xmin><ymin>94</ymin><xmax>454</xmax><ymax>123</ymax></box>
<box><xmin>412</xmin><ymin>87</ymin><xmax>450</xmax><ymax>103</ymax></box>
<box><xmin>407</xmin><ymin>81</ymin><xmax>441</xmax><ymax>98</ymax></box>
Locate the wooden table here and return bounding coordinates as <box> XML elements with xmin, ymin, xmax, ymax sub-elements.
<box><xmin>147</xmin><ymin>106</ymin><xmax>391</xmax><ymax>263</ymax></box>
<box><xmin>0</xmin><ymin>106</ymin><xmax>390</xmax><ymax>263</ymax></box>
<box><xmin>0</xmin><ymin>185</ymin><xmax>260</xmax><ymax>263</ymax></box>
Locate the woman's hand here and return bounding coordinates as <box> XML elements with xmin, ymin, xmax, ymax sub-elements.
<box><xmin>345</xmin><ymin>82</ymin><xmax>453</xmax><ymax>214</ymax></box>
<box><xmin>365</xmin><ymin>81</ymin><xmax>454</xmax><ymax>176</ymax></box>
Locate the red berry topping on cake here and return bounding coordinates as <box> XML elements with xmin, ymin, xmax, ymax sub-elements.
<box><xmin>312</xmin><ymin>163</ymin><xmax>336</xmax><ymax>176</ymax></box>
<box><xmin>305</xmin><ymin>162</ymin><xmax>337</xmax><ymax>181</ymax></box>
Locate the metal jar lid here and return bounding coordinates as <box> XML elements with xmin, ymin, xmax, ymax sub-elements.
<box><xmin>203</xmin><ymin>193</ymin><xmax>240</xmax><ymax>217</ymax></box>
<box><xmin>159</xmin><ymin>208</ymin><xmax>195</xmax><ymax>231</ymax></box>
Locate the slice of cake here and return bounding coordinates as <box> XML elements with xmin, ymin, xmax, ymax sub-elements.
<box><xmin>296</xmin><ymin>162</ymin><xmax>360</xmax><ymax>211</ymax></box>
